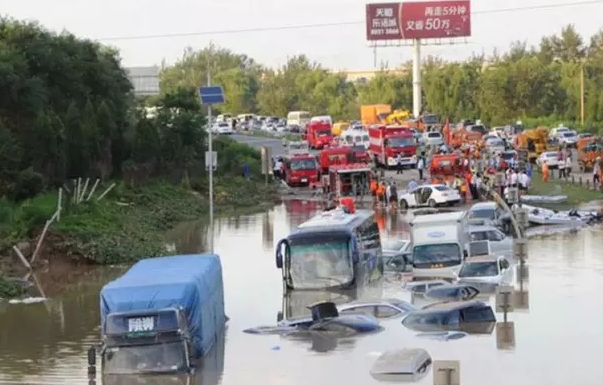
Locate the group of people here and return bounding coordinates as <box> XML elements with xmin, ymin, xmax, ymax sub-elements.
<box><xmin>369</xmin><ymin>178</ymin><xmax>399</xmax><ymax>210</ymax></box>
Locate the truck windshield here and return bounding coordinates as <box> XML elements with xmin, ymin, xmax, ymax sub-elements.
<box><xmin>315</xmin><ymin>130</ymin><xmax>331</xmax><ymax>137</ymax></box>
<box><xmin>288</xmin><ymin>234</ymin><xmax>353</xmax><ymax>289</ymax></box>
<box><xmin>387</xmin><ymin>137</ymin><xmax>415</xmax><ymax>147</ymax></box>
<box><xmin>413</xmin><ymin>243</ymin><xmax>462</xmax><ymax>267</ymax></box>
<box><xmin>290</xmin><ymin>158</ymin><xmax>317</xmax><ymax>171</ymax></box>
<box><xmin>103</xmin><ymin>342</ymin><xmax>186</xmax><ymax>374</ymax></box>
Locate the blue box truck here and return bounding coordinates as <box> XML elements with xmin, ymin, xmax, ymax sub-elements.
<box><xmin>87</xmin><ymin>254</ymin><xmax>226</xmax><ymax>375</ymax></box>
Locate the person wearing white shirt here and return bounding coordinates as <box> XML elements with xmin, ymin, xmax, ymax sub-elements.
<box><xmin>558</xmin><ymin>153</ymin><xmax>566</xmax><ymax>178</ymax></box>
<box><xmin>273</xmin><ymin>159</ymin><xmax>283</xmax><ymax>179</ymax></box>
<box><xmin>565</xmin><ymin>156</ymin><xmax>572</xmax><ymax>177</ymax></box>
<box><xmin>510</xmin><ymin>170</ymin><xmax>518</xmax><ymax>187</ymax></box>
<box><xmin>416</xmin><ymin>157</ymin><xmax>425</xmax><ymax>180</ymax></box>
<box><xmin>518</xmin><ymin>171</ymin><xmax>530</xmax><ymax>191</ymax></box>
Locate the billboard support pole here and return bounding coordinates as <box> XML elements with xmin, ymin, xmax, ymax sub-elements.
<box><xmin>412</xmin><ymin>38</ymin><xmax>422</xmax><ymax>118</ymax></box>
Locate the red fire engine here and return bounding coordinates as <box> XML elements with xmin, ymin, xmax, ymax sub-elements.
<box><xmin>281</xmin><ymin>141</ymin><xmax>320</xmax><ymax>186</ymax></box>
<box><xmin>368</xmin><ymin>125</ymin><xmax>417</xmax><ymax>168</ymax></box>
<box><xmin>303</xmin><ymin>121</ymin><xmax>333</xmax><ymax>149</ymax></box>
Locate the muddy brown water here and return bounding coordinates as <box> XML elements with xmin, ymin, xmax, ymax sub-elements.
<box><xmin>1</xmin><ymin>201</ymin><xmax>602</xmax><ymax>385</ymax></box>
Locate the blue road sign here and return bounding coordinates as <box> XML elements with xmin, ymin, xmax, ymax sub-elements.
<box><xmin>198</xmin><ymin>86</ymin><xmax>225</xmax><ymax>105</ymax></box>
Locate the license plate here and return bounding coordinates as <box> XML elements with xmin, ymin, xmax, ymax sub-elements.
<box><xmin>301</xmin><ymin>178</ymin><xmax>307</xmax><ymax>182</ymax></box>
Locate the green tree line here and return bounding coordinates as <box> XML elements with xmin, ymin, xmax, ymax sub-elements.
<box><xmin>0</xmin><ymin>17</ymin><xmax>262</xmax><ymax>202</ymax></box>
<box><xmin>161</xmin><ymin>25</ymin><xmax>603</xmax><ymax>130</ymax></box>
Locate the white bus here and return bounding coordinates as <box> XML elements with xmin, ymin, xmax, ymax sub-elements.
<box><xmin>287</xmin><ymin>111</ymin><xmax>311</xmax><ymax>127</ymax></box>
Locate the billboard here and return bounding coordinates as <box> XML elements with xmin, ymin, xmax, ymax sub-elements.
<box><xmin>366</xmin><ymin>1</ymin><xmax>471</xmax><ymax>41</ymax></box>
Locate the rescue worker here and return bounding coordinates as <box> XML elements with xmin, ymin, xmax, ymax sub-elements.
<box><xmin>370</xmin><ymin>178</ymin><xmax>378</xmax><ymax>203</ymax></box>
<box><xmin>460</xmin><ymin>178</ymin><xmax>468</xmax><ymax>202</ymax></box>
<box><xmin>542</xmin><ymin>160</ymin><xmax>550</xmax><ymax>182</ymax></box>
<box><xmin>377</xmin><ymin>182</ymin><xmax>386</xmax><ymax>207</ymax></box>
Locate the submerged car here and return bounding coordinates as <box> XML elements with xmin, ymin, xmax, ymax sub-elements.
<box><xmin>425</xmin><ymin>284</ymin><xmax>480</xmax><ymax>302</ymax></box>
<box><xmin>467</xmin><ymin>225</ymin><xmax>513</xmax><ymax>255</ymax></box>
<box><xmin>244</xmin><ymin>302</ymin><xmax>382</xmax><ymax>335</ymax></box>
<box><xmin>467</xmin><ymin>201</ymin><xmax>511</xmax><ymax>230</ymax></box>
<box><xmin>339</xmin><ymin>299</ymin><xmax>416</xmax><ymax>319</ymax></box>
<box><xmin>403</xmin><ymin>280</ymin><xmax>450</xmax><ymax>294</ymax></box>
<box><xmin>401</xmin><ymin>300</ymin><xmax>496</xmax><ymax>335</ymax></box>
<box><xmin>370</xmin><ymin>348</ymin><xmax>432</xmax><ymax>382</ymax></box>
<box><xmin>457</xmin><ymin>255</ymin><xmax>513</xmax><ymax>286</ymax></box>
<box><xmin>382</xmin><ymin>239</ymin><xmax>413</xmax><ymax>272</ymax></box>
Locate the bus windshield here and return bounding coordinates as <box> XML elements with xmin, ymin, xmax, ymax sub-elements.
<box><xmin>288</xmin><ymin>234</ymin><xmax>353</xmax><ymax>289</ymax></box>
<box><xmin>412</xmin><ymin>243</ymin><xmax>462</xmax><ymax>268</ymax></box>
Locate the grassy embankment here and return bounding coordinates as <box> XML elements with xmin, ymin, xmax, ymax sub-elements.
<box><xmin>528</xmin><ymin>171</ymin><xmax>603</xmax><ymax>204</ymax></box>
<box><xmin>0</xmin><ymin>178</ymin><xmax>277</xmax><ymax>266</ymax></box>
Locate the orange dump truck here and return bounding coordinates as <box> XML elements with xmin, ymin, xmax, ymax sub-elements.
<box><xmin>360</xmin><ymin>104</ymin><xmax>392</xmax><ymax>125</ymax></box>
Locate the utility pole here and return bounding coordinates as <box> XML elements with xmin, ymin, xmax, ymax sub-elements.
<box><xmin>580</xmin><ymin>62</ymin><xmax>585</xmax><ymax>125</ymax></box>
<box><xmin>207</xmin><ymin>68</ymin><xmax>214</xmax><ymax>253</ymax></box>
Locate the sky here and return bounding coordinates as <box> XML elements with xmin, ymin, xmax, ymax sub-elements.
<box><xmin>2</xmin><ymin>0</ymin><xmax>602</xmax><ymax>70</ymax></box>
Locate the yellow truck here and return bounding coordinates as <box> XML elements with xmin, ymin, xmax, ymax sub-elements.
<box><xmin>360</xmin><ymin>104</ymin><xmax>392</xmax><ymax>125</ymax></box>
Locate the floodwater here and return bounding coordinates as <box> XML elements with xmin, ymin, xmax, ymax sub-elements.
<box><xmin>1</xmin><ymin>200</ymin><xmax>603</xmax><ymax>385</ymax></box>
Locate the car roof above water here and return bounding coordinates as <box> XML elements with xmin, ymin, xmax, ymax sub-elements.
<box><xmin>469</xmin><ymin>201</ymin><xmax>497</xmax><ymax>211</ymax></box>
<box><xmin>416</xmin><ymin>300</ymin><xmax>487</xmax><ymax>313</ymax></box>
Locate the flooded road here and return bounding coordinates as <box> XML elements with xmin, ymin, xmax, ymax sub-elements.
<box><xmin>1</xmin><ymin>201</ymin><xmax>603</xmax><ymax>385</ymax></box>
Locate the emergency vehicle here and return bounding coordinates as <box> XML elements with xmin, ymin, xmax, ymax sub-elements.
<box><xmin>368</xmin><ymin>125</ymin><xmax>417</xmax><ymax>168</ymax></box>
<box><xmin>304</xmin><ymin>121</ymin><xmax>333</xmax><ymax>149</ymax></box>
<box><xmin>282</xmin><ymin>141</ymin><xmax>319</xmax><ymax>187</ymax></box>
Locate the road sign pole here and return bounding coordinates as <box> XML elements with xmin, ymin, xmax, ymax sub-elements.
<box><xmin>198</xmin><ymin>77</ymin><xmax>225</xmax><ymax>255</ymax></box>
<box><xmin>207</xmin><ymin>70</ymin><xmax>214</xmax><ymax>254</ymax></box>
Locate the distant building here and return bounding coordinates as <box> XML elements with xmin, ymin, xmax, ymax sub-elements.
<box><xmin>344</xmin><ymin>68</ymin><xmax>409</xmax><ymax>83</ymax></box>
<box><xmin>126</xmin><ymin>66</ymin><xmax>160</xmax><ymax>96</ymax></box>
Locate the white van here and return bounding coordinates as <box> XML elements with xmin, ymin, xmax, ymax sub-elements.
<box><xmin>310</xmin><ymin>115</ymin><xmax>333</xmax><ymax>125</ymax></box>
<box><xmin>216</xmin><ymin>113</ymin><xmax>232</xmax><ymax>123</ymax></box>
<box><xmin>410</xmin><ymin>212</ymin><xmax>468</xmax><ymax>279</ymax></box>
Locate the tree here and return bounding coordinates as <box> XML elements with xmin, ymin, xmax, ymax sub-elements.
<box><xmin>0</xmin><ymin>17</ymin><xmax>134</xmax><ymax>198</ymax></box>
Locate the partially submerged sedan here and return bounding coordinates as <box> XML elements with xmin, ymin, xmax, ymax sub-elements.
<box><xmin>457</xmin><ymin>255</ymin><xmax>513</xmax><ymax>287</ymax></box>
<box><xmin>339</xmin><ymin>298</ymin><xmax>416</xmax><ymax>319</ymax></box>
<box><xmin>425</xmin><ymin>284</ymin><xmax>480</xmax><ymax>302</ymax></box>
<box><xmin>401</xmin><ymin>300</ymin><xmax>496</xmax><ymax>335</ymax></box>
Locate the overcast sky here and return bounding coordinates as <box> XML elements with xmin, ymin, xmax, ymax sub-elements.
<box><xmin>3</xmin><ymin>0</ymin><xmax>602</xmax><ymax>69</ymax></box>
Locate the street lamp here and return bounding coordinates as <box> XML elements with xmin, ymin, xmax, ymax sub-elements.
<box><xmin>580</xmin><ymin>59</ymin><xmax>585</xmax><ymax>125</ymax></box>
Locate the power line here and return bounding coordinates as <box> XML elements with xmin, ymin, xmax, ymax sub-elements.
<box><xmin>97</xmin><ymin>0</ymin><xmax>603</xmax><ymax>42</ymax></box>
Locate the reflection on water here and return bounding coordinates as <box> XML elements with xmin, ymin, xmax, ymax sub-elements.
<box><xmin>0</xmin><ymin>201</ymin><xmax>602</xmax><ymax>385</ymax></box>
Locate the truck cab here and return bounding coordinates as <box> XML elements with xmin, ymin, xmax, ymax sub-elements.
<box><xmin>88</xmin><ymin>255</ymin><xmax>226</xmax><ymax>377</ymax></box>
<box><xmin>101</xmin><ymin>308</ymin><xmax>192</xmax><ymax>374</ymax></box>
<box><xmin>368</xmin><ymin>125</ymin><xmax>418</xmax><ymax>169</ymax></box>
<box><xmin>304</xmin><ymin>121</ymin><xmax>333</xmax><ymax>149</ymax></box>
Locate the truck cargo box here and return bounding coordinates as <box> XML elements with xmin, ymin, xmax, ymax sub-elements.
<box><xmin>100</xmin><ymin>254</ymin><xmax>225</xmax><ymax>357</ymax></box>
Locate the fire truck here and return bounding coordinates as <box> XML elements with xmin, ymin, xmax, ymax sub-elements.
<box><xmin>368</xmin><ymin>125</ymin><xmax>417</xmax><ymax>169</ymax></box>
<box><xmin>282</xmin><ymin>141</ymin><xmax>320</xmax><ymax>186</ymax></box>
<box><xmin>303</xmin><ymin>121</ymin><xmax>333</xmax><ymax>149</ymax></box>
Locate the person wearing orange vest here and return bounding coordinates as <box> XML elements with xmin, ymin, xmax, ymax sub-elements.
<box><xmin>542</xmin><ymin>161</ymin><xmax>550</xmax><ymax>182</ymax></box>
<box><xmin>370</xmin><ymin>179</ymin><xmax>378</xmax><ymax>203</ymax></box>
<box><xmin>377</xmin><ymin>183</ymin><xmax>386</xmax><ymax>206</ymax></box>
